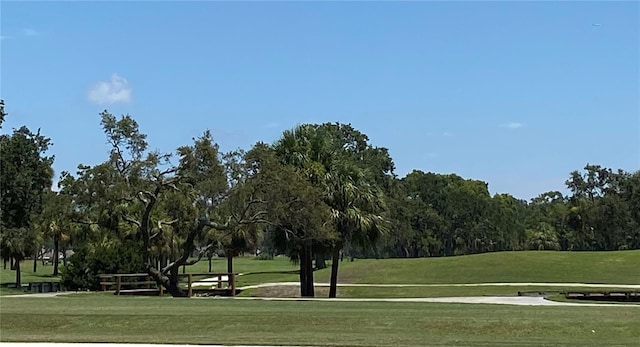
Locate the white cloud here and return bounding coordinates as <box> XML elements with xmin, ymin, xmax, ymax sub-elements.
<box><xmin>22</xmin><ymin>28</ymin><xmax>38</xmax><ymax>36</ymax></box>
<box><xmin>501</xmin><ymin>122</ymin><xmax>524</xmax><ymax>129</ymax></box>
<box><xmin>87</xmin><ymin>74</ymin><xmax>132</xmax><ymax>105</ymax></box>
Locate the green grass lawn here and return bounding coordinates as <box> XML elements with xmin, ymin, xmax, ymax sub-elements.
<box><xmin>242</xmin><ymin>284</ymin><xmax>640</xmax><ymax>299</ymax></box>
<box><xmin>1</xmin><ymin>294</ymin><xmax>638</xmax><ymax>346</ymax></box>
<box><xmin>3</xmin><ymin>251</ymin><xmax>639</xmax><ymax>300</ymax></box>
<box><xmin>239</xmin><ymin>250</ymin><xmax>640</xmax><ymax>298</ymax></box>
<box><xmin>312</xmin><ymin>250</ymin><xmax>640</xmax><ymax>285</ymax></box>
<box><xmin>0</xmin><ymin>261</ymin><xmax>61</xmax><ymax>285</ymax></box>
<box><xmin>0</xmin><ymin>261</ymin><xmax>61</xmax><ymax>295</ymax></box>
<box><xmin>316</xmin><ymin>285</ymin><xmax>639</xmax><ymax>298</ymax></box>
<box><xmin>188</xmin><ymin>255</ymin><xmax>300</xmax><ymax>286</ymax></box>
<box><xmin>187</xmin><ymin>254</ymin><xmax>299</xmax><ymax>274</ymax></box>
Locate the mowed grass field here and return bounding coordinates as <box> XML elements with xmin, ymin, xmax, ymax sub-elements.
<box><xmin>0</xmin><ymin>263</ymin><xmax>60</xmax><ymax>285</ymax></box>
<box><xmin>0</xmin><ymin>256</ymin><xmax>299</xmax><ymax>294</ymax></box>
<box><xmin>2</xmin><ymin>251</ymin><xmax>639</xmax><ymax>346</ymax></box>
<box><xmin>239</xmin><ymin>250</ymin><xmax>640</xmax><ymax>297</ymax></box>
<box><xmin>0</xmin><ymin>262</ymin><xmax>61</xmax><ymax>295</ymax></box>
<box><xmin>3</xmin><ymin>251</ymin><xmax>639</xmax><ymax>297</ymax></box>
<box><xmin>205</xmin><ymin>250</ymin><xmax>640</xmax><ymax>289</ymax></box>
<box><xmin>311</xmin><ymin>250</ymin><xmax>640</xmax><ymax>285</ymax></box>
<box><xmin>1</xmin><ymin>294</ymin><xmax>639</xmax><ymax>346</ymax></box>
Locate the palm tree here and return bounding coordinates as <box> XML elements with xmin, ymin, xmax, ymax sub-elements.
<box><xmin>37</xmin><ymin>190</ymin><xmax>74</xmax><ymax>276</ymax></box>
<box><xmin>272</xmin><ymin>125</ymin><xmax>335</xmax><ymax>297</ymax></box>
<box><xmin>324</xmin><ymin>162</ymin><xmax>387</xmax><ymax>298</ymax></box>
<box><xmin>274</xmin><ymin>123</ymin><xmax>391</xmax><ymax>298</ymax></box>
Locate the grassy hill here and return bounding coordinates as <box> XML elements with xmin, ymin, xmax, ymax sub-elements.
<box><xmin>313</xmin><ymin>250</ymin><xmax>640</xmax><ymax>285</ymax></box>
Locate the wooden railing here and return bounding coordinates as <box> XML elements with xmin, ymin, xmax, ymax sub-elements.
<box><xmin>563</xmin><ymin>290</ymin><xmax>639</xmax><ymax>302</ymax></box>
<box><xmin>98</xmin><ymin>272</ymin><xmax>237</xmax><ymax>297</ymax></box>
<box><xmin>99</xmin><ymin>273</ymin><xmax>162</xmax><ymax>295</ymax></box>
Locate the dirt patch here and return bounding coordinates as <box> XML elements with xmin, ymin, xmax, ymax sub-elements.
<box><xmin>250</xmin><ymin>285</ymin><xmax>337</xmax><ymax>298</ymax></box>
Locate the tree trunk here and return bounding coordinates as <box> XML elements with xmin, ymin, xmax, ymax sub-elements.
<box><xmin>53</xmin><ymin>235</ymin><xmax>60</xmax><ymax>276</ymax></box>
<box><xmin>3</xmin><ymin>258</ymin><xmax>7</xmax><ymax>270</ymax></box>
<box><xmin>329</xmin><ymin>247</ymin><xmax>340</xmax><ymax>298</ymax></box>
<box><xmin>306</xmin><ymin>246</ymin><xmax>315</xmax><ymax>297</ymax></box>
<box><xmin>315</xmin><ymin>254</ymin><xmax>327</xmax><ymax>270</ymax></box>
<box><xmin>11</xmin><ymin>257</ymin><xmax>16</xmax><ymax>270</ymax></box>
<box><xmin>15</xmin><ymin>259</ymin><xmax>22</xmax><ymax>289</ymax></box>
<box><xmin>161</xmin><ymin>255</ymin><xmax>167</xmax><ymax>270</ymax></box>
<box><xmin>227</xmin><ymin>254</ymin><xmax>233</xmax><ymax>274</ymax></box>
<box><xmin>147</xmin><ymin>265</ymin><xmax>188</xmax><ymax>297</ymax></box>
<box><xmin>61</xmin><ymin>246</ymin><xmax>68</xmax><ymax>267</ymax></box>
<box><xmin>299</xmin><ymin>248</ymin><xmax>307</xmax><ymax>297</ymax></box>
<box><xmin>208</xmin><ymin>255</ymin><xmax>213</xmax><ymax>273</ymax></box>
<box><xmin>33</xmin><ymin>249</ymin><xmax>38</xmax><ymax>273</ymax></box>
<box><xmin>298</xmin><ymin>263</ymin><xmax>306</xmax><ymax>296</ymax></box>
<box><xmin>303</xmin><ymin>244</ymin><xmax>314</xmax><ymax>297</ymax></box>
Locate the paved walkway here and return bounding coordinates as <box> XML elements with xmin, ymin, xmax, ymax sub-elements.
<box><xmin>237</xmin><ymin>281</ymin><xmax>640</xmax><ymax>290</ymax></box>
<box><xmin>192</xmin><ymin>276</ymin><xmax>230</xmax><ymax>287</ymax></box>
<box><xmin>224</xmin><ymin>295</ymin><xmax>639</xmax><ymax>307</ymax></box>
<box><xmin>4</xmin><ymin>282</ymin><xmax>638</xmax><ymax>307</ymax></box>
<box><xmin>0</xmin><ymin>344</ymin><xmax>295</xmax><ymax>347</ymax></box>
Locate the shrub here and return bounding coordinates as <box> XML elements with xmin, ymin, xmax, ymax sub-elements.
<box><xmin>61</xmin><ymin>241</ymin><xmax>144</xmax><ymax>291</ymax></box>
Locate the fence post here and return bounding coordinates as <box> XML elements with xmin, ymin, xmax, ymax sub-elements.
<box><xmin>187</xmin><ymin>274</ymin><xmax>193</xmax><ymax>297</ymax></box>
<box><xmin>217</xmin><ymin>274</ymin><xmax>222</xmax><ymax>288</ymax></box>
<box><xmin>115</xmin><ymin>275</ymin><xmax>121</xmax><ymax>295</ymax></box>
<box><xmin>230</xmin><ymin>273</ymin><xmax>236</xmax><ymax>297</ymax></box>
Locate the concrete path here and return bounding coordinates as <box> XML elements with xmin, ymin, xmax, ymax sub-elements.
<box><xmin>191</xmin><ymin>275</ymin><xmax>230</xmax><ymax>288</ymax></box>
<box><xmin>0</xmin><ymin>344</ymin><xmax>296</xmax><ymax>347</ymax></box>
<box><xmin>224</xmin><ymin>295</ymin><xmax>639</xmax><ymax>307</ymax></box>
<box><xmin>3</xmin><ymin>282</ymin><xmax>638</xmax><ymax>307</ymax></box>
<box><xmin>237</xmin><ymin>281</ymin><xmax>640</xmax><ymax>290</ymax></box>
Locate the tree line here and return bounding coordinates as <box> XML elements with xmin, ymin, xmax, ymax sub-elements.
<box><xmin>1</xmin><ymin>105</ymin><xmax>638</xmax><ymax>297</ymax></box>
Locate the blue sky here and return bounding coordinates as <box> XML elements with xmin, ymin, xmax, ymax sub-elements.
<box><xmin>1</xmin><ymin>1</ymin><xmax>638</xmax><ymax>201</ymax></box>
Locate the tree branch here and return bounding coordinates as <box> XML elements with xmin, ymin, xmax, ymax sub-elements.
<box><xmin>182</xmin><ymin>244</ymin><xmax>215</xmax><ymax>266</ymax></box>
<box><xmin>200</xmin><ymin>217</ymin><xmax>233</xmax><ymax>231</ymax></box>
<box><xmin>70</xmin><ymin>219</ymin><xmax>99</xmax><ymax>226</ymax></box>
<box><xmin>110</xmin><ymin>138</ymin><xmax>129</xmax><ymax>175</ymax></box>
<box><xmin>137</xmin><ymin>191</ymin><xmax>148</xmax><ymax>204</ymax></box>
<box><xmin>238</xmin><ymin>210</ymin><xmax>268</xmax><ymax>225</ymax></box>
<box><xmin>160</xmin><ymin>221</ymin><xmax>229</xmax><ymax>274</ymax></box>
<box><xmin>150</xmin><ymin>219</ymin><xmax>178</xmax><ymax>241</ymax></box>
<box><xmin>121</xmin><ymin>214</ymin><xmax>141</xmax><ymax>228</ymax></box>
<box><xmin>239</xmin><ymin>198</ymin><xmax>266</xmax><ymax>221</ymax></box>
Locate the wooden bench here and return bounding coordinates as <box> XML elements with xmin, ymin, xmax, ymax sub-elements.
<box><xmin>99</xmin><ymin>273</ymin><xmax>164</xmax><ymax>296</ymax></box>
<box><xmin>563</xmin><ymin>290</ymin><xmax>639</xmax><ymax>302</ymax></box>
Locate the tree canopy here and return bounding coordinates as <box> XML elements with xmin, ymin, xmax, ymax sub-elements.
<box><xmin>2</xmin><ymin>105</ymin><xmax>639</xmax><ymax>298</ymax></box>
<box><xmin>0</xmin><ymin>105</ymin><xmax>55</xmax><ymax>287</ymax></box>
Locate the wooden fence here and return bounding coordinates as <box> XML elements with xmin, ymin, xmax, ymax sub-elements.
<box><xmin>563</xmin><ymin>290</ymin><xmax>639</xmax><ymax>302</ymax></box>
<box><xmin>98</xmin><ymin>272</ymin><xmax>238</xmax><ymax>297</ymax></box>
